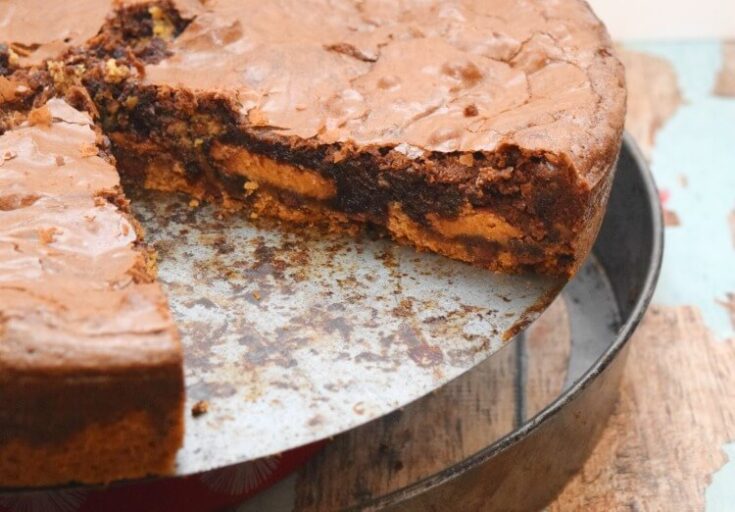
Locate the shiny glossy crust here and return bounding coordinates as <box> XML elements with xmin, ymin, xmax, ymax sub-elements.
<box><xmin>0</xmin><ymin>100</ymin><xmax>184</xmax><ymax>486</ymax></box>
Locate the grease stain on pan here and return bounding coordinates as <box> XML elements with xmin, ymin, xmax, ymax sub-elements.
<box><xmin>130</xmin><ymin>189</ymin><xmax>562</xmax><ymax>475</ymax></box>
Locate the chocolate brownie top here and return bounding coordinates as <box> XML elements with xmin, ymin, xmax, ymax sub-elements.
<box><xmin>141</xmin><ymin>0</ymin><xmax>625</xmax><ymax>184</ymax></box>
<box><xmin>1</xmin><ymin>0</ymin><xmax>625</xmax><ymax>186</ymax></box>
<box><xmin>0</xmin><ymin>99</ymin><xmax>180</xmax><ymax>378</ymax></box>
<box><xmin>0</xmin><ymin>0</ymin><xmax>112</xmax><ymax>66</ymax></box>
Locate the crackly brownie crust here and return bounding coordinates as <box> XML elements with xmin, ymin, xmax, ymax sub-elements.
<box><xmin>0</xmin><ymin>99</ymin><xmax>184</xmax><ymax>487</ymax></box>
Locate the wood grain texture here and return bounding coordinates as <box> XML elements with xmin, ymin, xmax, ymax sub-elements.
<box><xmin>524</xmin><ymin>298</ymin><xmax>572</xmax><ymax>418</ymax></box>
<box><xmin>550</xmin><ymin>306</ymin><xmax>735</xmax><ymax>511</ymax></box>
<box><xmin>718</xmin><ymin>293</ymin><xmax>735</xmax><ymax>332</ymax></box>
<box><xmin>294</xmin><ymin>298</ymin><xmax>570</xmax><ymax>511</ymax></box>
<box><xmin>714</xmin><ymin>41</ymin><xmax>735</xmax><ymax>98</ymax></box>
<box><xmin>616</xmin><ymin>48</ymin><xmax>683</xmax><ymax>160</ymax></box>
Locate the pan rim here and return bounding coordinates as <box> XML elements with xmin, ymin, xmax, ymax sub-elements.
<box><xmin>361</xmin><ymin>132</ymin><xmax>665</xmax><ymax>510</ymax></box>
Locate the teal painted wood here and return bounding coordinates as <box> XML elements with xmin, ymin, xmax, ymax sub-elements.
<box><xmin>625</xmin><ymin>41</ymin><xmax>735</xmax><ymax>511</ymax></box>
<box><xmin>708</xmin><ymin>444</ymin><xmax>735</xmax><ymax>511</ymax></box>
<box><xmin>626</xmin><ymin>41</ymin><xmax>735</xmax><ymax>340</ymax></box>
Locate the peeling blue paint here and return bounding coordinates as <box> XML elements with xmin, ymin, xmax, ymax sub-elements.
<box><xmin>706</xmin><ymin>443</ymin><xmax>735</xmax><ymax>511</ymax></box>
<box><xmin>625</xmin><ymin>42</ymin><xmax>735</xmax><ymax>340</ymax></box>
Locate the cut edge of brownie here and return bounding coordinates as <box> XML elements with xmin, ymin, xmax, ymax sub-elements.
<box><xmin>0</xmin><ymin>368</ymin><xmax>184</xmax><ymax>488</ymax></box>
<box><xmin>0</xmin><ymin>96</ymin><xmax>185</xmax><ymax>487</ymax></box>
<box><xmin>87</xmin><ymin>77</ymin><xmax>617</xmax><ymax>276</ymax></box>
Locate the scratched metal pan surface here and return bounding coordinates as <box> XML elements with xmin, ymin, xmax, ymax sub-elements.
<box><xmin>130</xmin><ymin>189</ymin><xmax>563</xmax><ymax>475</ymax></box>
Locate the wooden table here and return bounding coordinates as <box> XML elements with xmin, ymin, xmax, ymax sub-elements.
<box><xmin>550</xmin><ymin>41</ymin><xmax>735</xmax><ymax>511</ymax></box>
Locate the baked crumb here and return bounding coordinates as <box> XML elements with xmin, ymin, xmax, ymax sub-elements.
<box><xmin>79</xmin><ymin>143</ymin><xmax>99</xmax><ymax>157</ymax></box>
<box><xmin>43</xmin><ymin>60</ymin><xmax>86</xmax><ymax>90</ymax></box>
<box><xmin>458</xmin><ymin>153</ymin><xmax>474</xmax><ymax>167</ymax></box>
<box><xmin>7</xmin><ymin>47</ymin><xmax>19</xmax><ymax>67</ymax></box>
<box><xmin>104</xmin><ymin>59</ymin><xmax>130</xmax><ymax>84</ymax></box>
<box><xmin>191</xmin><ymin>400</ymin><xmax>209</xmax><ymax>417</ymax></box>
<box><xmin>243</xmin><ymin>181</ymin><xmax>259</xmax><ymax>196</ymax></box>
<box><xmin>124</xmin><ymin>95</ymin><xmax>139</xmax><ymax>109</ymax></box>
<box><xmin>149</xmin><ymin>6</ymin><xmax>176</xmax><ymax>40</ymax></box>
<box><xmin>0</xmin><ymin>77</ymin><xmax>17</xmax><ymax>102</ymax></box>
<box><xmin>38</xmin><ymin>227</ymin><xmax>60</xmax><ymax>245</ymax></box>
<box><xmin>463</xmin><ymin>104</ymin><xmax>479</xmax><ymax>117</ymax></box>
<box><xmin>28</xmin><ymin>106</ymin><xmax>52</xmax><ymax>127</ymax></box>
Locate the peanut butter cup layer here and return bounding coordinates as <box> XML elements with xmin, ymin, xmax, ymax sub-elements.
<box><xmin>0</xmin><ymin>99</ymin><xmax>184</xmax><ymax>486</ymax></box>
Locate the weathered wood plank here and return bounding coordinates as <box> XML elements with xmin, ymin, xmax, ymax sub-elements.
<box><xmin>550</xmin><ymin>306</ymin><xmax>735</xmax><ymax>510</ymax></box>
<box><xmin>714</xmin><ymin>41</ymin><xmax>735</xmax><ymax>97</ymax></box>
<box><xmin>616</xmin><ymin>48</ymin><xmax>682</xmax><ymax>160</ymax></box>
<box><xmin>295</xmin><ymin>298</ymin><xmax>570</xmax><ymax>511</ymax></box>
